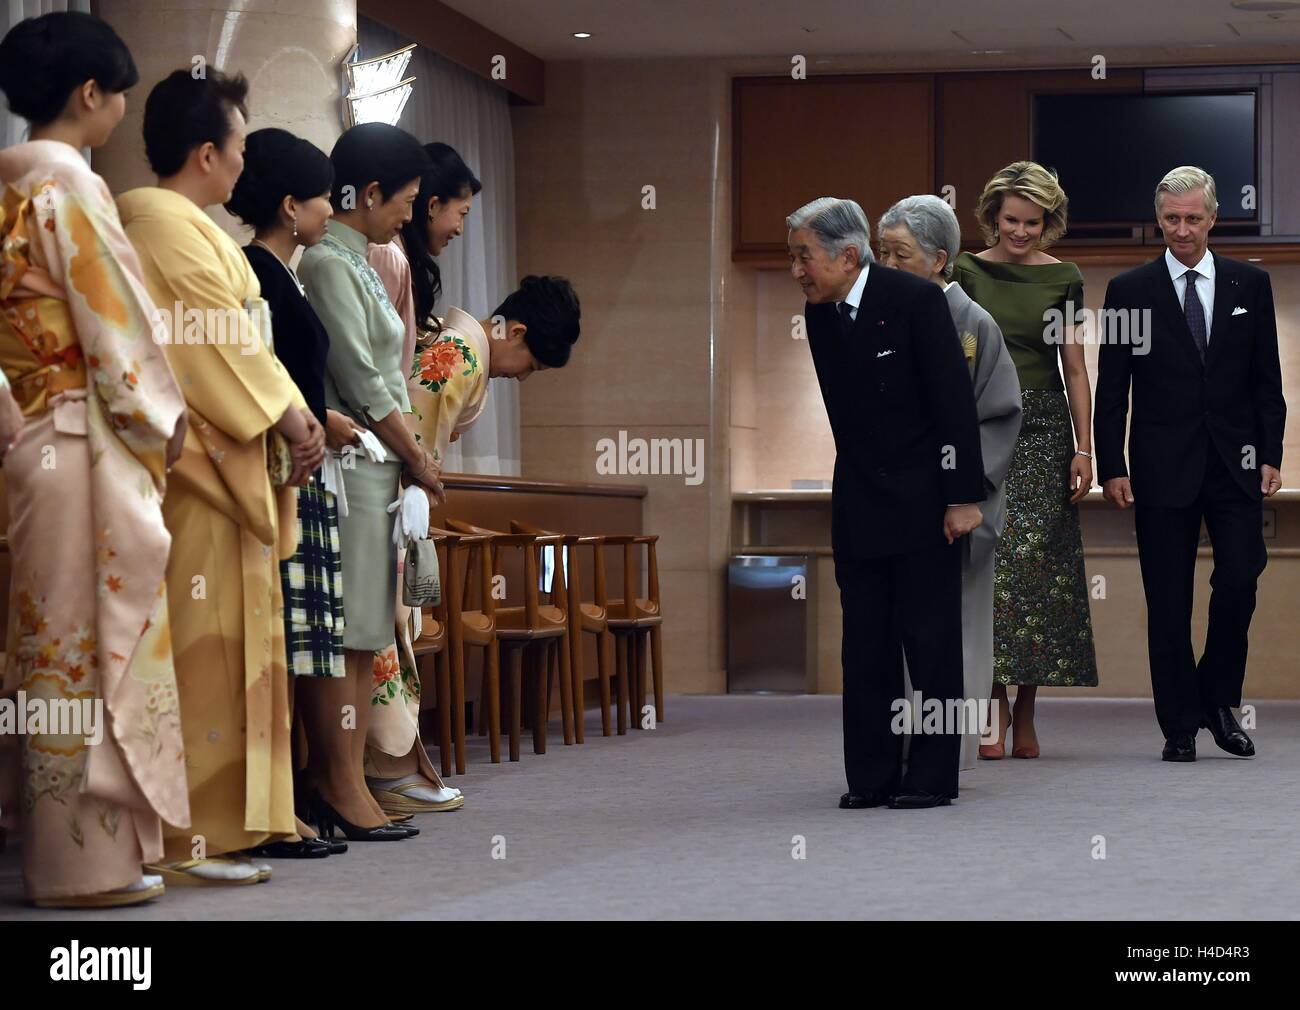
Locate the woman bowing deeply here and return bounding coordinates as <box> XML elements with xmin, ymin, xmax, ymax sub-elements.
<box><xmin>0</xmin><ymin>12</ymin><xmax>188</xmax><ymax>907</ymax></box>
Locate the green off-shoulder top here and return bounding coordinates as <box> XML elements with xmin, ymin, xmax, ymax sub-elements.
<box><xmin>951</xmin><ymin>251</ymin><xmax>1084</xmax><ymax>392</ymax></box>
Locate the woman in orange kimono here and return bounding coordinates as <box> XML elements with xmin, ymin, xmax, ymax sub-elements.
<box><xmin>0</xmin><ymin>11</ymin><xmax>188</xmax><ymax>907</ymax></box>
<box><xmin>119</xmin><ymin>68</ymin><xmax>325</xmax><ymax>884</ymax></box>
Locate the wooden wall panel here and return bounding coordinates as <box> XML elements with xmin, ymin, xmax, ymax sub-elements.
<box><xmin>734</xmin><ymin>75</ymin><xmax>934</xmax><ymax>255</ymax></box>
<box><xmin>935</xmin><ymin>68</ymin><xmax>1143</xmax><ymax>244</ymax></box>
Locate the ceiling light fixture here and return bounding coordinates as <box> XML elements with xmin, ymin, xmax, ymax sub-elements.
<box><xmin>341</xmin><ymin>43</ymin><xmax>416</xmax><ymax>127</ymax></box>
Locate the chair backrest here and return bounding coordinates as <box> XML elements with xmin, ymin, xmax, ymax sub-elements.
<box><xmin>429</xmin><ymin>524</ymin><xmax>496</xmax><ymax>620</ymax></box>
<box><xmin>446</xmin><ymin>518</ymin><xmax>567</xmax><ymax>626</ymax></box>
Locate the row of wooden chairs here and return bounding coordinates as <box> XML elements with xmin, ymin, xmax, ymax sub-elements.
<box><xmin>408</xmin><ymin>521</ymin><xmax>664</xmax><ymax>774</ymax></box>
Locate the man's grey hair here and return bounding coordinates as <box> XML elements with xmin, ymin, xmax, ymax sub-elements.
<box><xmin>786</xmin><ymin>197</ymin><xmax>874</xmax><ymax>265</ymax></box>
<box><xmin>877</xmin><ymin>195</ymin><xmax>962</xmax><ymax>279</ymax></box>
<box><xmin>1155</xmin><ymin>166</ymin><xmax>1218</xmax><ymax>217</ymax></box>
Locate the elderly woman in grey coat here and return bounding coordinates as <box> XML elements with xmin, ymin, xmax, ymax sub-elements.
<box><xmin>878</xmin><ymin>195</ymin><xmax>1023</xmax><ymax>770</ymax></box>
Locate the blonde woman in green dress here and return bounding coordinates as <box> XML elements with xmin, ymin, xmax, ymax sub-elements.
<box><xmin>952</xmin><ymin>161</ymin><xmax>1098</xmax><ymax>759</ymax></box>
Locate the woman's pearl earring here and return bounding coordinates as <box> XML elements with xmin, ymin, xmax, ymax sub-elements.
<box><xmin>291</xmin><ymin>217</ymin><xmax>298</xmax><ymax>238</ymax></box>
<box><xmin>366</xmin><ymin>198</ymin><xmax>374</xmax><ymax>209</ymax></box>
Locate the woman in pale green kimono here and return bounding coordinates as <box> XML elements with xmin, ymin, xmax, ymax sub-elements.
<box><xmin>0</xmin><ymin>11</ymin><xmax>188</xmax><ymax>907</ymax></box>
<box><xmin>298</xmin><ymin>123</ymin><xmax>439</xmax><ymax>840</ymax></box>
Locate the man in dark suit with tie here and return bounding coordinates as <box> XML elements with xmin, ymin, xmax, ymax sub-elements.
<box><xmin>1095</xmin><ymin>166</ymin><xmax>1286</xmax><ymax>762</ymax></box>
<box><xmin>787</xmin><ymin>197</ymin><xmax>987</xmax><ymax>808</ymax></box>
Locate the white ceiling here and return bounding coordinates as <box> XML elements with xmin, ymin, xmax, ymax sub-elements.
<box><xmin>436</xmin><ymin>0</ymin><xmax>1300</xmax><ymax>59</ymax></box>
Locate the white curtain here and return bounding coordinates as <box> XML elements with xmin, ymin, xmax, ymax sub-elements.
<box><xmin>1</xmin><ymin>0</ymin><xmax>92</xmax><ymax>149</ymax></box>
<box><xmin>358</xmin><ymin>15</ymin><xmax>520</xmax><ymax>476</ymax></box>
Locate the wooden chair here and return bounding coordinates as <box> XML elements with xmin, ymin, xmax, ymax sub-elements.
<box><xmin>446</xmin><ymin>519</ymin><xmax>573</xmax><ymax>760</ymax></box>
<box><xmin>604</xmin><ymin>535</ymin><xmax>665</xmax><ymax>732</ymax></box>
<box><xmin>511</xmin><ymin>521</ymin><xmax>616</xmax><ymax>741</ymax></box>
<box><xmin>417</xmin><ymin>524</ymin><xmax>500</xmax><ymax>770</ymax></box>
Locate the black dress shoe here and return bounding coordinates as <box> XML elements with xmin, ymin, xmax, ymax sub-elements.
<box><xmin>839</xmin><ymin>791</ymin><xmax>888</xmax><ymax>809</ymax></box>
<box><xmin>888</xmin><ymin>790</ymin><xmax>952</xmax><ymax>809</ymax></box>
<box><xmin>1161</xmin><ymin>734</ymin><xmax>1196</xmax><ymax>762</ymax></box>
<box><xmin>250</xmin><ymin>839</ymin><xmax>331</xmax><ymax>859</ymax></box>
<box><xmin>1202</xmin><ymin>706</ymin><xmax>1255</xmax><ymax>757</ymax></box>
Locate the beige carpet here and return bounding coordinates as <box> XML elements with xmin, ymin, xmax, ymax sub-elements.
<box><xmin>2</xmin><ymin>695</ymin><xmax>1295</xmax><ymax>920</ymax></box>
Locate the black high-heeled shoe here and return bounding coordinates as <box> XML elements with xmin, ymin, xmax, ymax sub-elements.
<box><xmin>250</xmin><ymin>839</ymin><xmax>331</xmax><ymax>859</ymax></box>
<box><xmin>309</xmin><ymin>792</ymin><xmax>408</xmax><ymax>842</ymax></box>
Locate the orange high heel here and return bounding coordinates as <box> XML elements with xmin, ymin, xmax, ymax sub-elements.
<box><xmin>978</xmin><ymin>709</ymin><xmax>1011</xmax><ymax>760</ymax></box>
<box><xmin>1011</xmin><ymin>718</ymin><xmax>1040</xmax><ymax>759</ymax></box>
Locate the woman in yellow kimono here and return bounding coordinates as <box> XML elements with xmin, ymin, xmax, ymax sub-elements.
<box><xmin>118</xmin><ymin>68</ymin><xmax>325</xmax><ymax>884</ymax></box>
<box><xmin>0</xmin><ymin>11</ymin><xmax>188</xmax><ymax>907</ymax></box>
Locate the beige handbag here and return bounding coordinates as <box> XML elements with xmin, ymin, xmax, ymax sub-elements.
<box><xmin>403</xmin><ymin>537</ymin><xmax>441</xmax><ymax>607</ymax></box>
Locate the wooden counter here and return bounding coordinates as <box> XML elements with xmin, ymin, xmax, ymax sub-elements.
<box><xmin>732</xmin><ymin>487</ymin><xmax>1300</xmax><ymax>699</ymax></box>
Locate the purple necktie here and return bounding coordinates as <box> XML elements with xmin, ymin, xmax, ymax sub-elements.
<box><xmin>1184</xmin><ymin>272</ymin><xmax>1207</xmax><ymax>362</ymax></box>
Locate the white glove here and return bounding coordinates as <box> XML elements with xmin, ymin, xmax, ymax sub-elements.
<box><xmin>356</xmin><ymin>428</ymin><xmax>389</xmax><ymax>463</ymax></box>
<box><xmin>387</xmin><ymin>484</ymin><xmax>430</xmax><ymax>545</ymax></box>
<box><xmin>321</xmin><ymin>452</ymin><xmax>349</xmax><ymax>517</ymax></box>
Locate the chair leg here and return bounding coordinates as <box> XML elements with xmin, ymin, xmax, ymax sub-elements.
<box><xmin>557</xmin><ymin>629</ymin><xmax>574</xmax><ymax>746</ymax></box>
<box><xmin>650</xmin><ymin>623</ymin><xmax>664</xmax><ymax>724</ymax></box>
<box><xmin>597</xmin><ymin>629</ymin><xmax>613</xmax><ymax>737</ymax></box>
<box><xmin>435</xmin><ymin>648</ymin><xmax>452</xmax><ymax>776</ymax></box>
<box><xmin>450</xmin><ymin>644</ymin><xmax>467</xmax><ymax>776</ymax></box>
<box><xmin>614</xmin><ymin>632</ymin><xmax>629</xmax><ymax>735</ymax></box>
<box><xmin>476</xmin><ymin>657</ymin><xmax>488</xmax><ymax>737</ymax></box>
<box><xmin>570</xmin><ymin>625</ymin><xmax>586</xmax><ymax>745</ymax></box>
<box><xmin>508</xmin><ymin>644</ymin><xmax>523</xmax><ymax>762</ymax></box>
<box><xmin>486</xmin><ymin>640</ymin><xmax>502</xmax><ymax>764</ymax></box>
<box><xmin>521</xmin><ymin>648</ymin><xmax>534</xmax><ymax>732</ymax></box>
<box><xmin>533</xmin><ymin>643</ymin><xmax>548</xmax><ymax>755</ymax></box>
<box><xmin>633</xmin><ymin>630</ymin><xmax>648</xmax><ymax>730</ymax></box>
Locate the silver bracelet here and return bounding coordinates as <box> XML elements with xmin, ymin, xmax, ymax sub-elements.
<box><xmin>1075</xmin><ymin>449</ymin><xmax>1094</xmax><ymax>460</ymax></box>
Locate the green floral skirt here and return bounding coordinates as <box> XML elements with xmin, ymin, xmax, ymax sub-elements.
<box><xmin>993</xmin><ymin>389</ymin><xmax>1098</xmax><ymax>686</ymax></box>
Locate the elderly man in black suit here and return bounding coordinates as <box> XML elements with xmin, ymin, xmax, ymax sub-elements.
<box><xmin>787</xmin><ymin>197</ymin><xmax>986</xmax><ymax>808</ymax></box>
<box><xmin>1095</xmin><ymin>166</ymin><xmax>1286</xmax><ymax>762</ymax></box>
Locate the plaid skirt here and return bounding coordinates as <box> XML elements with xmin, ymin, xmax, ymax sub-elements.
<box><xmin>280</xmin><ymin>471</ymin><xmax>346</xmax><ymax>677</ymax></box>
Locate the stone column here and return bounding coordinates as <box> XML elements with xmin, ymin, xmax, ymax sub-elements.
<box><xmin>93</xmin><ymin>0</ymin><xmax>357</xmax><ymax>237</ymax></box>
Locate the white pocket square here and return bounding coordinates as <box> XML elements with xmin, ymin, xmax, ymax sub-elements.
<box><xmin>1232</xmin><ymin>306</ymin><xmax>1248</xmax><ymax>316</ymax></box>
<box><xmin>876</xmin><ymin>349</ymin><xmax>895</xmax><ymax>358</ymax></box>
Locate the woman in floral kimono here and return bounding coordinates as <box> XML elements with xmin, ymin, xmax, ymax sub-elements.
<box><xmin>363</xmin><ymin>142</ymin><xmax>480</xmax><ymax>814</ymax></box>
<box><xmin>0</xmin><ymin>11</ymin><xmax>188</xmax><ymax>907</ymax></box>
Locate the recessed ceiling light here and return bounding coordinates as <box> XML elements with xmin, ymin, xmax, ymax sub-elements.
<box><xmin>573</xmin><ymin>32</ymin><xmax>592</xmax><ymax>39</ymax></box>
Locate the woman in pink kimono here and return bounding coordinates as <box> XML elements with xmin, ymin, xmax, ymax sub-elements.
<box><xmin>0</xmin><ymin>12</ymin><xmax>189</xmax><ymax>907</ymax></box>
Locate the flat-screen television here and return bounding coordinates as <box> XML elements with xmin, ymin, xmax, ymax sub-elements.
<box><xmin>1032</xmin><ymin>92</ymin><xmax>1257</xmax><ymax>226</ymax></box>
